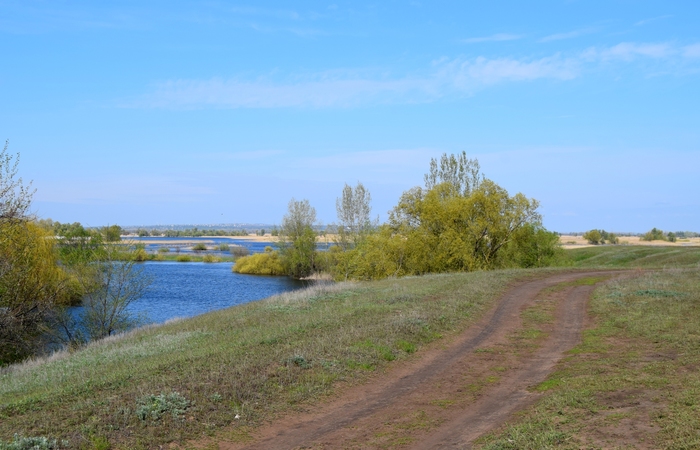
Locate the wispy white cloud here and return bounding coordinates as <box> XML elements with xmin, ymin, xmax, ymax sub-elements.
<box><xmin>461</xmin><ymin>33</ymin><xmax>522</xmax><ymax>44</ymax></box>
<box><xmin>132</xmin><ymin>55</ymin><xmax>579</xmax><ymax>109</ymax></box>
<box><xmin>438</xmin><ymin>55</ymin><xmax>578</xmax><ymax>89</ymax></box>
<box><xmin>134</xmin><ymin>75</ymin><xmax>435</xmax><ymax>109</ymax></box>
<box><xmin>635</xmin><ymin>15</ymin><xmax>673</xmax><ymax>26</ymax></box>
<box><xmin>584</xmin><ymin>42</ymin><xmax>676</xmax><ymax>61</ymax></box>
<box><xmin>129</xmin><ymin>41</ymin><xmax>700</xmax><ymax>109</ymax></box>
<box><xmin>539</xmin><ymin>28</ymin><xmax>596</xmax><ymax>43</ymax></box>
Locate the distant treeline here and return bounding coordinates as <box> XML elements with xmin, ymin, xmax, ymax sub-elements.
<box><xmin>35</xmin><ymin>219</ymin><xmax>279</xmax><ymax>238</ymax></box>
<box><xmin>568</xmin><ymin>230</ymin><xmax>698</xmax><ymax>238</ymax></box>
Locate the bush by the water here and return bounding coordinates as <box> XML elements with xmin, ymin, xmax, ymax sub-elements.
<box><xmin>230</xmin><ymin>245</ymin><xmax>250</xmax><ymax>259</ymax></box>
<box><xmin>233</xmin><ymin>251</ymin><xmax>285</xmax><ymax>275</ymax></box>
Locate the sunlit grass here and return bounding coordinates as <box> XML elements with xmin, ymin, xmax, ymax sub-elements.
<box><xmin>476</xmin><ymin>267</ymin><xmax>700</xmax><ymax>449</ymax></box>
<box><xmin>0</xmin><ymin>269</ymin><xmax>538</xmax><ymax>448</ymax></box>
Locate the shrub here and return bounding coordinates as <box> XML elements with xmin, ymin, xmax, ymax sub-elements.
<box><xmin>192</xmin><ymin>243</ymin><xmax>207</xmax><ymax>252</ymax></box>
<box><xmin>202</xmin><ymin>254</ymin><xmax>221</xmax><ymax>263</ymax></box>
<box><xmin>232</xmin><ymin>251</ymin><xmax>285</xmax><ymax>275</ymax></box>
<box><xmin>132</xmin><ymin>248</ymin><xmax>150</xmax><ymax>261</ymax></box>
<box><xmin>641</xmin><ymin>228</ymin><xmax>667</xmax><ymax>241</ymax></box>
<box><xmin>157</xmin><ymin>247</ymin><xmax>170</xmax><ymax>253</ymax></box>
<box><xmin>217</xmin><ymin>243</ymin><xmax>230</xmax><ymax>252</ymax></box>
<box><xmin>583</xmin><ymin>229</ymin><xmax>602</xmax><ymax>245</ymax></box>
<box><xmin>176</xmin><ymin>255</ymin><xmax>191</xmax><ymax>262</ymax></box>
<box><xmin>135</xmin><ymin>392</ymin><xmax>190</xmax><ymax>422</ymax></box>
<box><xmin>230</xmin><ymin>245</ymin><xmax>250</xmax><ymax>259</ymax></box>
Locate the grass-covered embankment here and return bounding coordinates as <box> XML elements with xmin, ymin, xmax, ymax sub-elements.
<box><xmin>477</xmin><ymin>267</ymin><xmax>700</xmax><ymax>449</ymax></box>
<box><xmin>564</xmin><ymin>245</ymin><xmax>700</xmax><ymax>269</ymax></box>
<box><xmin>0</xmin><ymin>269</ymin><xmax>538</xmax><ymax>448</ymax></box>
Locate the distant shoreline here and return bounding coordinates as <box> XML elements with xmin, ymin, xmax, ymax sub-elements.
<box><xmin>559</xmin><ymin>234</ymin><xmax>700</xmax><ymax>249</ymax></box>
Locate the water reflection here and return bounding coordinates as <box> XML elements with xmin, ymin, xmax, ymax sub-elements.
<box><xmin>70</xmin><ymin>261</ymin><xmax>307</xmax><ymax>325</ymax></box>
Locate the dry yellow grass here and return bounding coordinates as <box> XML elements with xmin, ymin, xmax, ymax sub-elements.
<box><xmin>559</xmin><ymin>235</ymin><xmax>700</xmax><ymax>249</ymax></box>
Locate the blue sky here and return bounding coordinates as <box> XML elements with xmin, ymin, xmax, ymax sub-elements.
<box><xmin>1</xmin><ymin>1</ymin><xmax>698</xmax><ymax>232</ymax></box>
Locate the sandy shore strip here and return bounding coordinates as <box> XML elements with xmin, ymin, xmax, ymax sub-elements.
<box><xmin>560</xmin><ymin>235</ymin><xmax>700</xmax><ymax>249</ymax></box>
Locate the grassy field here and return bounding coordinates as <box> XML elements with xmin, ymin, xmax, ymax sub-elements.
<box><xmin>564</xmin><ymin>245</ymin><xmax>700</xmax><ymax>269</ymax></box>
<box><xmin>2</xmin><ymin>246</ymin><xmax>698</xmax><ymax>449</ymax></box>
<box><xmin>0</xmin><ymin>269</ymin><xmax>542</xmax><ymax>449</ymax></box>
<box><xmin>477</xmin><ymin>266</ymin><xmax>700</xmax><ymax>449</ymax></box>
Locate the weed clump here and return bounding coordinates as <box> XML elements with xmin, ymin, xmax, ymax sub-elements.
<box><xmin>136</xmin><ymin>392</ymin><xmax>190</xmax><ymax>422</ymax></box>
<box><xmin>0</xmin><ymin>434</ymin><xmax>67</xmax><ymax>450</ymax></box>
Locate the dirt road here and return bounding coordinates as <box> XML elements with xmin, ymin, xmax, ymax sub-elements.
<box><xmin>224</xmin><ymin>271</ymin><xmax>615</xmax><ymax>449</ymax></box>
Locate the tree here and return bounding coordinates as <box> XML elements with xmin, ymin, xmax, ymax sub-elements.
<box><xmin>583</xmin><ymin>229</ymin><xmax>603</xmax><ymax>245</ymax></box>
<box><xmin>641</xmin><ymin>228</ymin><xmax>667</xmax><ymax>241</ymax></box>
<box><xmin>335</xmin><ymin>182</ymin><xmax>376</xmax><ymax>251</ymax></box>
<box><xmin>100</xmin><ymin>224</ymin><xmax>123</xmax><ymax>242</ymax></box>
<box><xmin>79</xmin><ymin>244</ymin><xmax>150</xmax><ymax>340</ymax></box>
<box><xmin>424</xmin><ymin>151</ymin><xmax>483</xmax><ymax>196</ymax></box>
<box><xmin>0</xmin><ymin>140</ymin><xmax>34</xmax><ymax>221</ymax></box>
<box><xmin>0</xmin><ymin>223</ymin><xmax>71</xmax><ymax>364</ymax></box>
<box><xmin>0</xmin><ymin>142</ymin><xmax>68</xmax><ymax>364</ymax></box>
<box><xmin>508</xmin><ymin>223</ymin><xmax>563</xmax><ymax>268</ymax></box>
<box><xmin>278</xmin><ymin>198</ymin><xmax>317</xmax><ymax>279</ymax></box>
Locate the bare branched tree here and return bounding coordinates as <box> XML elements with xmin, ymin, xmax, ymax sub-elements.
<box><xmin>335</xmin><ymin>182</ymin><xmax>376</xmax><ymax>250</ymax></box>
<box><xmin>0</xmin><ymin>140</ymin><xmax>35</xmax><ymax>221</ymax></box>
<box><xmin>424</xmin><ymin>151</ymin><xmax>483</xmax><ymax>196</ymax></box>
<box><xmin>79</xmin><ymin>244</ymin><xmax>151</xmax><ymax>340</ymax></box>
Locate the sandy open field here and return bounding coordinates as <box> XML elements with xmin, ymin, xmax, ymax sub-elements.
<box><xmin>560</xmin><ymin>235</ymin><xmax>700</xmax><ymax>249</ymax></box>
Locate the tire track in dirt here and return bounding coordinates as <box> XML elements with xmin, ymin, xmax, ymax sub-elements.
<box><xmin>411</xmin><ymin>282</ymin><xmax>595</xmax><ymax>449</ymax></box>
<box><xmin>226</xmin><ymin>271</ymin><xmax>616</xmax><ymax>450</ymax></box>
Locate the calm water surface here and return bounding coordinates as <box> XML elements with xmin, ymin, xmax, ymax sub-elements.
<box><xmin>70</xmin><ymin>261</ymin><xmax>307</xmax><ymax>325</ymax></box>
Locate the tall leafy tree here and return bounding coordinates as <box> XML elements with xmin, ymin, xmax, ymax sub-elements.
<box><xmin>279</xmin><ymin>198</ymin><xmax>317</xmax><ymax>279</ymax></box>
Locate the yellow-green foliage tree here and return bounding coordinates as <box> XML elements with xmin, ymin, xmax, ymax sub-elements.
<box><xmin>331</xmin><ymin>152</ymin><xmax>548</xmax><ymax>280</ymax></box>
<box><xmin>278</xmin><ymin>198</ymin><xmax>318</xmax><ymax>279</ymax></box>
<box><xmin>0</xmin><ymin>141</ymin><xmax>72</xmax><ymax>364</ymax></box>
<box><xmin>0</xmin><ymin>222</ymin><xmax>73</xmax><ymax>364</ymax></box>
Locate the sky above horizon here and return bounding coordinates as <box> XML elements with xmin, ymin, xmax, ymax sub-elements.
<box><xmin>2</xmin><ymin>0</ymin><xmax>698</xmax><ymax>232</ymax></box>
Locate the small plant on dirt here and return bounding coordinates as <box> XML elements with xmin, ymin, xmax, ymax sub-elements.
<box><xmin>286</xmin><ymin>355</ymin><xmax>311</xmax><ymax>369</ymax></box>
<box><xmin>136</xmin><ymin>392</ymin><xmax>190</xmax><ymax>422</ymax></box>
<box><xmin>0</xmin><ymin>434</ymin><xmax>67</xmax><ymax>450</ymax></box>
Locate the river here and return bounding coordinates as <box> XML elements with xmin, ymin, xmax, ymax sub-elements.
<box><xmin>70</xmin><ymin>238</ymin><xmax>310</xmax><ymax>326</ymax></box>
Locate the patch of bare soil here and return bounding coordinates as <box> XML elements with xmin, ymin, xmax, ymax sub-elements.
<box><xmin>201</xmin><ymin>271</ymin><xmax>617</xmax><ymax>449</ymax></box>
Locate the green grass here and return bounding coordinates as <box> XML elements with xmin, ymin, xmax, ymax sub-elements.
<box><xmin>563</xmin><ymin>245</ymin><xmax>700</xmax><ymax>269</ymax></box>
<box><xmin>476</xmin><ymin>267</ymin><xmax>700</xmax><ymax>449</ymax></box>
<box><xmin>0</xmin><ymin>269</ymin><xmax>540</xmax><ymax>449</ymax></box>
